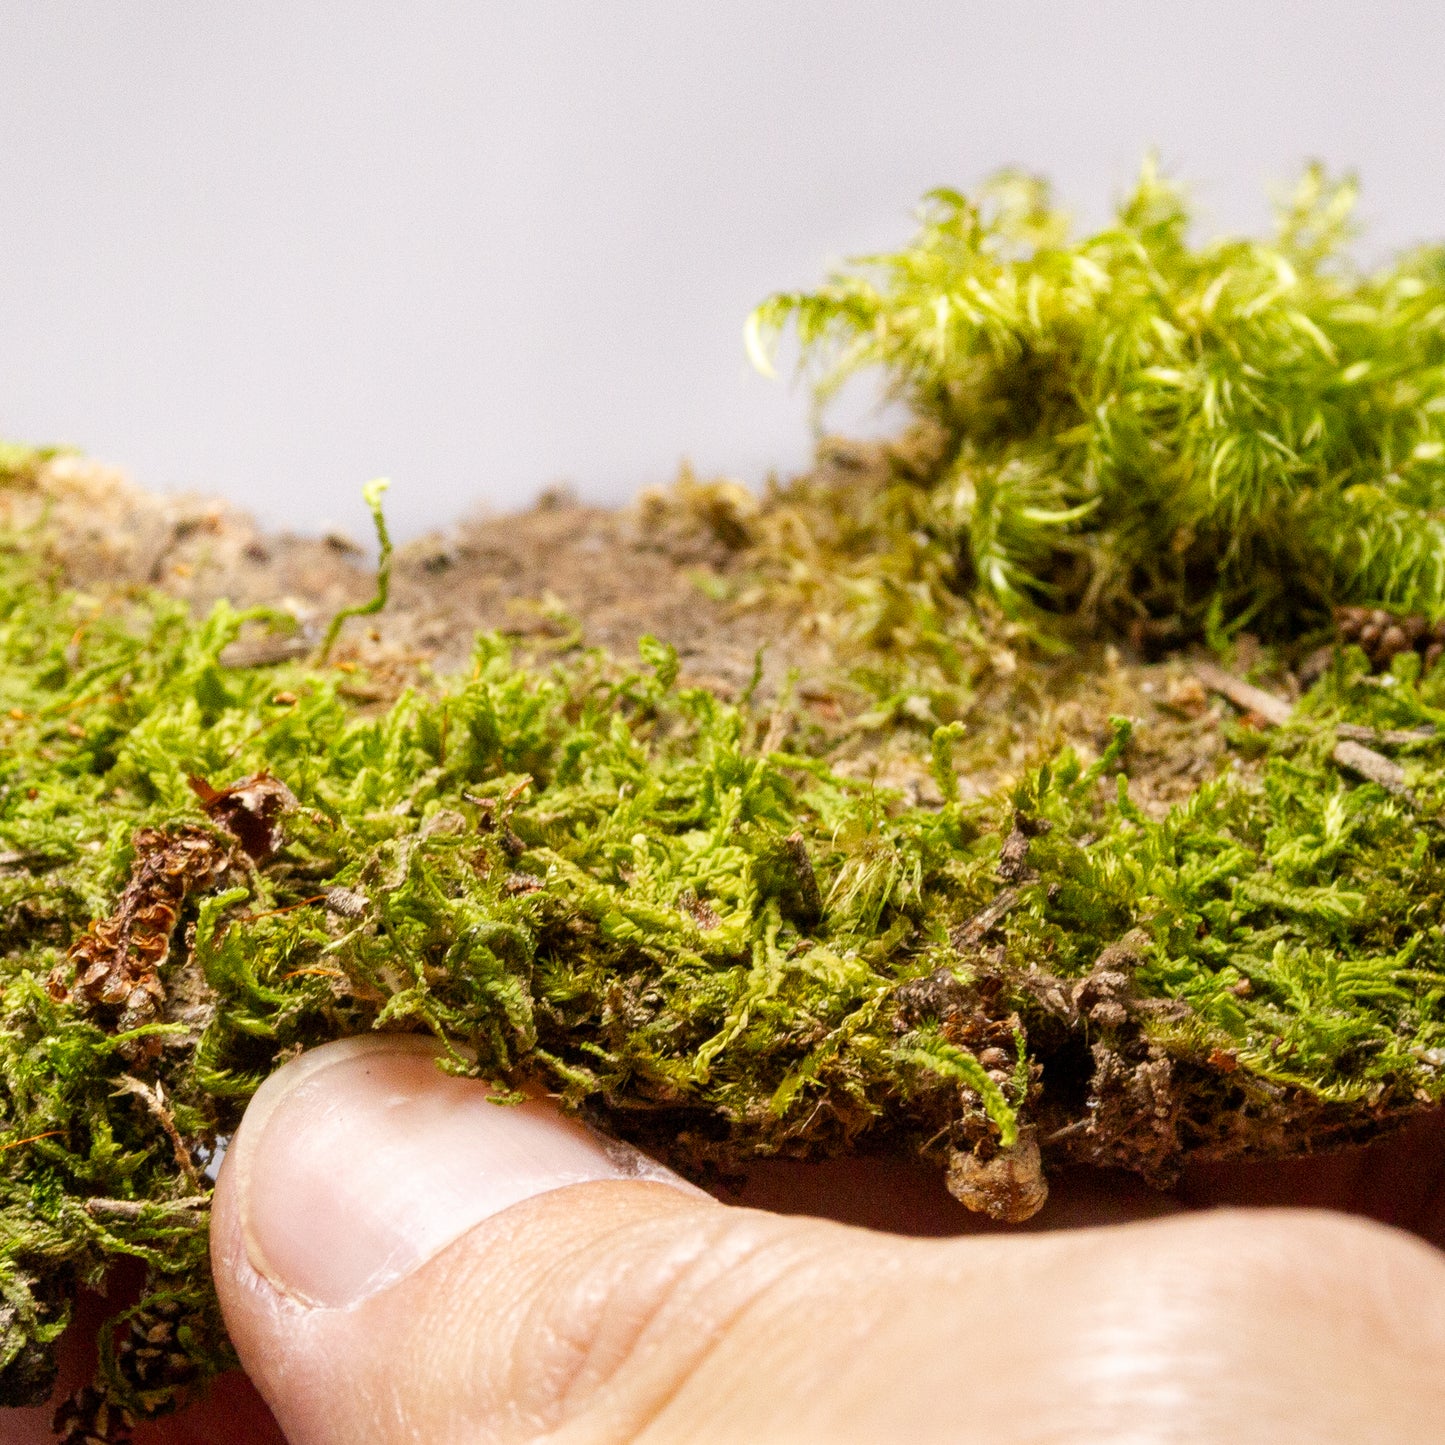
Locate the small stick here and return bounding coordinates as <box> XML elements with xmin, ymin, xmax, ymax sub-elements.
<box><xmin>1193</xmin><ymin>662</ymin><xmax>1409</xmax><ymax>797</ymax></box>
<box><xmin>1334</xmin><ymin>723</ymin><xmax>1436</xmax><ymax>746</ymax></box>
<box><xmin>1330</xmin><ymin>739</ymin><xmax>1411</xmax><ymax>796</ymax></box>
<box><xmin>114</xmin><ymin>1077</ymin><xmax>205</xmax><ymax>1191</ymax></box>
<box><xmin>84</xmin><ymin>1195</ymin><xmax>210</xmax><ymax>1222</ymax></box>
<box><xmin>219</xmin><ymin>636</ymin><xmax>309</xmax><ymax>669</ymax></box>
<box><xmin>1192</xmin><ymin>662</ymin><xmax>1292</xmax><ymax>726</ymax></box>
<box><xmin>952</xmin><ymin>886</ymin><xmax>1021</xmax><ymax>949</ymax></box>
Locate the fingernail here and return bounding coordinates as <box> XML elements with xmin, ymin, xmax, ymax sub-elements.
<box><xmin>228</xmin><ymin>1035</ymin><xmax>699</xmax><ymax>1309</ymax></box>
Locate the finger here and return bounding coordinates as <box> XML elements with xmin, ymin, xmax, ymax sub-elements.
<box><xmin>212</xmin><ymin>1036</ymin><xmax>1445</xmax><ymax>1445</ymax></box>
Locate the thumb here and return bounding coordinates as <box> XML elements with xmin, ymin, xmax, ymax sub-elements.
<box><xmin>210</xmin><ymin>1035</ymin><xmax>1035</xmax><ymax>1444</ymax></box>
<box><xmin>210</xmin><ymin>1037</ymin><xmax>1445</xmax><ymax>1445</ymax></box>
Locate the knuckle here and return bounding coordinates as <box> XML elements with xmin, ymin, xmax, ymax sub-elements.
<box><xmin>503</xmin><ymin>1193</ymin><xmax>807</xmax><ymax>1440</ymax></box>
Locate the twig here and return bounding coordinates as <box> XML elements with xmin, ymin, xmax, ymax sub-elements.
<box><xmin>114</xmin><ymin>1076</ymin><xmax>205</xmax><ymax>1190</ymax></box>
<box><xmin>1192</xmin><ymin>662</ymin><xmax>1292</xmax><ymax>726</ymax></box>
<box><xmin>1334</xmin><ymin>723</ymin><xmax>1436</xmax><ymax>746</ymax></box>
<box><xmin>84</xmin><ymin>1195</ymin><xmax>210</xmax><ymax>1222</ymax></box>
<box><xmin>1329</xmin><ymin>739</ymin><xmax>1411</xmax><ymax>795</ymax></box>
<box><xmin>952</xmin><ymin>887</ymin><xmax>1021</xmax><ymax>949</ymax></box>
<box><xmin>218</xmin><ymin>635</ymin><xmax>310</xmax><ymax>669</ymax></box>
<box><xmin>1193</xmin><ymin>662</ymin><xmax>1410</xmax><ymax>797</ymax></box>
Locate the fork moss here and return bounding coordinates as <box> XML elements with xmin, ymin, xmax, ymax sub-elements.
<box><xmin>749</xmin><ymin>161</ymin><xmax>1445</xmax><ymax>639</ymax></box>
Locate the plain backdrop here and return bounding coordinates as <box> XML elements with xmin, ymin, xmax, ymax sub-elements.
<box><xmin>2</xmin><ymin>2</ymin><xmax>1444</xmax><ymax>539</ymax></box>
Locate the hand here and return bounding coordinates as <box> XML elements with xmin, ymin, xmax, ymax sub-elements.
<box><xmin>11</xmin><ymin>1039</ymin><xmax>1445</xmax><ymax>1443</ymax></box>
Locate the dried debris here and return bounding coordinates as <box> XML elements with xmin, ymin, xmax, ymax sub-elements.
<box><xmin>53</xmin><ymin>1387</ymin><xmax>133</xmax><ymax>1445</ymax></box>
<box><xmin>187</xmin><ymin>773</ymin><xmax>297</xmax><ymax>862</ymax></box>
<box><xmin>1336</xmin><ymin>606</ymin><xmax>1445</xmax><ymax>673</ymax></box>
<box><xmin>48</xmin><ymin>827</ymin><xmax>233</xmax><ymax>1056</ymax></box>
<box><xmin>1194</xmin><ymin>662</ymin><xmax>1409</xmax><ymax>796</ymax></box>
<box><xmin>45</xmin><ymin>774</ymin><xmax>296</xmax><ymax>1066</ymax></box>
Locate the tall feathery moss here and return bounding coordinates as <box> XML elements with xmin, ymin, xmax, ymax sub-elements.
<box><xmin>748</xmin><ymin>161</ymin><xmax>1445</xmax><ymax>639</ymax></box>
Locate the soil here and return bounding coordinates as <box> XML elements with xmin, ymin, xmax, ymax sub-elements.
<box><xmin>0</xmin><ymin>444</ymin><xmax>1239</xmax><ymax>821</ymax></box>
<box><xmin>0</xmin><ymin>452</ymin><xmax>812</xmax><ymax>695</ymax></box>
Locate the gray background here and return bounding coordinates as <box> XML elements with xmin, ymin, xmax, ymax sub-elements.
<box><xmin>1</xmin><ymin>2</ymin><xmax>1441</xmax><ymax>539</ymax></box>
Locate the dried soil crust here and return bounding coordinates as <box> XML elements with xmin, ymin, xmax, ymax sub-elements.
<box><xmin>2</xmin><ymin>448</ymin><xmax>1236</xmax><ymax>813</ymax></box>
<box><xmin>0</xmin><ymin>455</ymin><xmax>812</xmax><ymax>697</ymax></box>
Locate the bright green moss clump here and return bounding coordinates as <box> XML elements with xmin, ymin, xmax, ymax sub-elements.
<box><xmin>749</xmin><ymin>162</ymin><xmax>1445</xmax><ymax>638</ymax></box>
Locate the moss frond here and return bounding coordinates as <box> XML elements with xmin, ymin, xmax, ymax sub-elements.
<box><xmin>749</xmin><ymin>159</ymin><xmax>1445</xmax><ymax>635</ymax></box>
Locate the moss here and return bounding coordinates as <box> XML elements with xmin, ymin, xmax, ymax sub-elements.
<box><xmin>748</xmin><ymin>161</ymin><xmax>1445</xmax><ymax>640</ymax></box>
<box><xmin>1</xmin><ymin>494</ymin><xmax>1444</xmax><ymax>1425</ymax></box>
<box><xmin>9</xmin><ymin>161</ymin><xmax>1445</xmax><ymax>1430</ymax></box>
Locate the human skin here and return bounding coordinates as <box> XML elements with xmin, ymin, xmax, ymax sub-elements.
<box><xmin>7</xmin><ymin>1040</ymin><xmax>1445</xmax><ymax>1444</ymax></box>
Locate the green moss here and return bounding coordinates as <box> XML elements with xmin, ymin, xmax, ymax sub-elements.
<box><xmin>749</xmin><ymin>161</ymin><xmax>1445</xmax><ymax>638</ymax></box>
<box><xmin>13</xmin><ymin>162</ymin><xmax>1445</xmax><ymax>1431</ymax></box>
<box><xmin>2</xmin><ymin>511</ymin><xmax>1445</xmax><ymax>1422</ymax></box>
